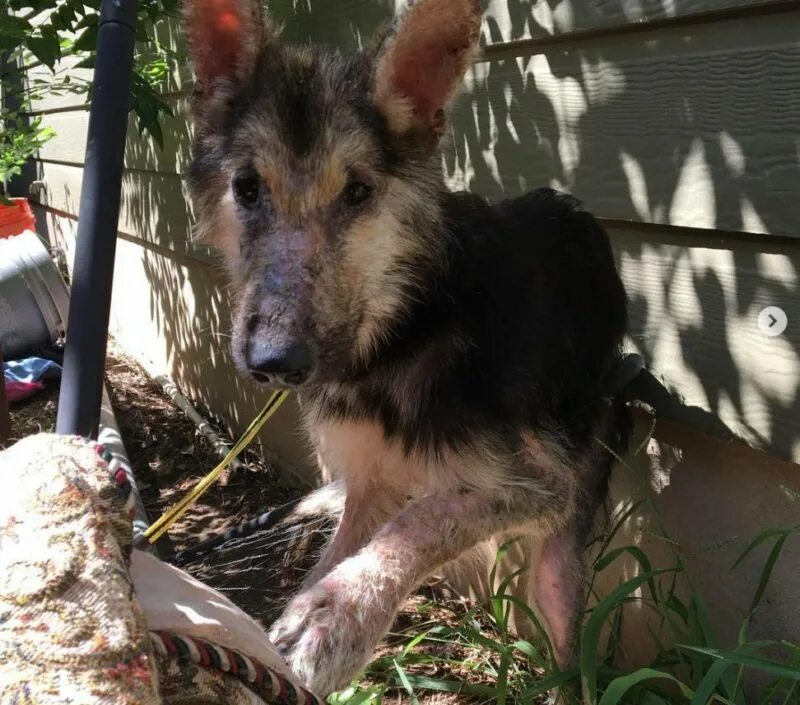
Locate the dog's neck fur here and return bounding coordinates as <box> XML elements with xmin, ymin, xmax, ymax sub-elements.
<box><xmin>301</xmin><ymin>188</ymin><xmax>501</xmax><ymax>455</ymax></box>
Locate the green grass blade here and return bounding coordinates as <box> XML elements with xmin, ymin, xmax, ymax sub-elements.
<box><xmin>489</xmin><ymin>593</ymin><xmax>556</xmax><ymax>664</ymax></box>
<box><xmin>511</xmin><ymin>639</ymin><xmax>546</xmax><ymax>668</ymax></box>
<box><xmin>402</xmin><ymin>675</ymin><xmax>497</xmax><ymax>697</ymax></box>
<box><xmin>496</xmin><ymin>652</ymin><xmax>510</xmax><ymax>705</ymax></box>
<box><xmin>520</xmin><ymin>669</ymin><xmax>579</xmax><ymax>700</ymax></box>
<box><xmin>328</xmin><ymin>685</ymin><xmax>383</xmax><ymax>705</ymax></box>
<box><xmin>666</xmin><ymin>592</ymin><xmax>689</xmax><ymax>625</ymax></box>
<box><xmin>678</xmin><ymin>646</ymin><xmax>800</xmax><ymax>681</ymax></box>
<box><xmin>603</xmin><ymin>600</ymin><xmax>625</xmax><ymax>666</ymax></box>
<box><xmin>489</xmin><ymin>538</ymin><xmax>522</xmax><ymax>600</ymax></box>
<box><xmin>594</xmin><ymin>545</ymin><xmax>653</xmax><ymax>575</ymax></box>
<box><xmin>392</xmin><ymin>659</ymin><xmax>419</xmax><ymax>705</ymax></box>
<box><xmin>598</xmin><ymin>668</ymin><xmax>694</xmax><ymax>705</ymax></box>
<box><xmin>730</xmin><ymin>526</ymin><xmax>800</xmax><ymax>572</ymax></box>
<box><xmin>638</xmin><ymin>692</ymin><xmax>673</xmax><ymax>705</ymax></box>
<box><xmin>780</xmin><ymin>680</ymin><xmax>798</xmax><ymax>705</ymax></box>
<box><xmin>592</xmin><ymin>500</ymin><xmax>649</xmax><ymax>572</ymax></box>
<box><xmin>456</xmin><ymin>624</ymin><xmax>509</xmax><ymax>655</ymax></box>
<box><xmin>581</xmin><ymin>569</ymin><xmax>673</xmax><ymax>704</ymax></box>
<box><xmin>689</xmin><ymin>658</ymin><xmax>733</xmax><ymax>705</ymax></box>
<box><xmin>401</xmin><ymin>629</ymin><xmax>433</xmax><ymax>658</ymax></box>
<box><xmin>748</xmin><ymin>533</ymin><xmax>789</xmax><ymax>614</ymax></box>
<box><xmin>708</xmin><ymin>695</ymin><xmax>739</xmax><ymax>705</ymax></box>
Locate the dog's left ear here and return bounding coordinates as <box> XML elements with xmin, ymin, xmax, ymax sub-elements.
<box><xmin>372</xmin><ymin>0</ymin><xmax>481</xmax><ymax>136</ymax></box>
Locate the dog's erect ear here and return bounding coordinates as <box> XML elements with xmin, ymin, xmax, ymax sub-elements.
<box><xmin>184</xmin><ymin>0</ymin><xmax>269</xmax><ymax>89</ymax></box>
<box><xmin>373</xmin><ymin>0</ymin><xmax>481</xmax><ymax>135</ymax></box>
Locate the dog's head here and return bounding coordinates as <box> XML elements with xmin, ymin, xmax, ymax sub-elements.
<box><xmin>185</xmin><ymin>0</ymin><xmax>480</xmax><ymax>387</ymax></box>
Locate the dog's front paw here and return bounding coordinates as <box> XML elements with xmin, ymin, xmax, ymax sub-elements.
<box><xmin>269</xmin><ymin>566</ymin><xmax>395</xmax><ymax>696</ymax></box>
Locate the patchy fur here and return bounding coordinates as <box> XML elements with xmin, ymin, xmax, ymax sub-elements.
<box><xmin>183</xmin><ymin>0</ymin><xmax>630</xmax><ymax>695</ymax></box>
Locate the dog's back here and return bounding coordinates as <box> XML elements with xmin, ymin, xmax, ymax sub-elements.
<box><xmin>441</xmin><ymin>186</ymin><xmax>627</xmax><ymax>431</ymax></box>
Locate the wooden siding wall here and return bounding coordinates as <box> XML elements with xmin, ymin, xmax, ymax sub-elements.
<box><xmin>24</xmin><ymin>0</ymin><xmax>800</xmax><ymax>469</ymax></box>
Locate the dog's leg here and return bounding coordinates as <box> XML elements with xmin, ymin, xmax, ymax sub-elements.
<box><xmin>303</xmin><ymin>483</ymin><xmax>407</xmax><ymax>587</ymax></box>
<box><xmin>533</xmin><ymin>530</ymin><xmax>585</xmax><ymax>668</ymax></box>
<box><xmin>534</xmin><ymin>414</ymin><xmax>620</xmax><ymax>675</ymax></box>
<box><xmin>269</xmin><ymin>485</ymin><xmax>569</xmax><ymax>695</ymax></box>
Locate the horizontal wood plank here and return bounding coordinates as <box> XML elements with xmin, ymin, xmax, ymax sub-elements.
<box><xmin>36</xmin><ymin>95</ymin><xmax>192</xmax><ymax>174</ymax></box>
<box><xmin>35</xmin><ymin>10</ymin><xmax>800</xmax><ymax>239</ymax></box>
<box><xmin>445</xmin><ymin>11</ymin><xmax>800</xmax><ymax>237</ymax></box>
<box><xmin>33</xmin><ymin>160</ymin><xmax>216</xmax><ymax>264</ymax></box>
<box><xmin>481</xmin><ymin>0</ymin><xmax>794</xmax><ymax>43</ymax></box>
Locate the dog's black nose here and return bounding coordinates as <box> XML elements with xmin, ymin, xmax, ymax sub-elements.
<box><xmin>246</xmin><ymin>339</ymin><xmax>312</xmax><ymax>385</ymax></box>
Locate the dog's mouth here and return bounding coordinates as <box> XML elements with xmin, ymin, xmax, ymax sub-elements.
<box><xmin>247</xmin><ymin>367</ymin><xmax>311</xmax><ymax>389</ymax></box>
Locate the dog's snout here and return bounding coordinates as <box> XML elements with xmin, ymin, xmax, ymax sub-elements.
<box><xmin>246</xmin><ymin>337</ymin><xmax>313</xmax><ymax>386</ymax></box>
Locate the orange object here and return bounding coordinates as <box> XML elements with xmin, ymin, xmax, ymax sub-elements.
<box><xmin>0</xmin><ymin>198</ymin><xmax>37</xmax><ymax>239</ymax></box>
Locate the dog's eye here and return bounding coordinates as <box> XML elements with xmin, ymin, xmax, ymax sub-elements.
<box><xmin>233</xmin><ymin>173</ymin><xmax>262</xmax><ymax>208</ymax></box>
<box><xmin>342</xmin><ymin>180</ymin><xmax>372</xmax><ymax>208</ymax></box>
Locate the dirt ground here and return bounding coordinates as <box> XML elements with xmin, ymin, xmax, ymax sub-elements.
<box><xmin>2</xmin><ymin>348</ymin><xmax>298</xmax><ymax>544</ymax></box>
<box><xmin>2</xmin><ymin>345</ymin><xmax>497</xmax><ymax>702</ymax></box>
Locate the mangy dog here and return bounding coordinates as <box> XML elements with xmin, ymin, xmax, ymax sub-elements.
<box><xmin>183</xmin><ymin>0</ymin><xmax>630</xmax><ymax>694</ymax></box>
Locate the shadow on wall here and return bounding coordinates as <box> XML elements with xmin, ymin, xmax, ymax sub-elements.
<box><xmin>444</xmin><ymin>0</ymin><xmax>799</xmax><ymax>460</ymax></box>
<box><xmin>111</xmin><ymin>0</ymin><xmax>798</xmax><ymax>468</ymax></box>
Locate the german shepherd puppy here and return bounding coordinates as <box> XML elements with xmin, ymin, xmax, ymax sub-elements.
<box><xmin>184</xmin><ymin>0</ymin><xmax>629</xmax><ymax>695</ymax></box>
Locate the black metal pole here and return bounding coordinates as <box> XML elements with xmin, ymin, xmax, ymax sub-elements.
<box><xmin>56</xmin><ymin>0</ymin><xmax>138</xmax><ymax>437</ymax></box>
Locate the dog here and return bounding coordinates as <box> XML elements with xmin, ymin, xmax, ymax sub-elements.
<box><xmin>183</xmin><ymin>0</ymin><xmax>629</xmax><ymax>695</ymax></box>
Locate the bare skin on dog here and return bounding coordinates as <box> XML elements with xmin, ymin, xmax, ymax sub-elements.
<box><xmin>183</xmin><ymin>0</ymin><xmax>630</xmax><ymax>695</ymax></box>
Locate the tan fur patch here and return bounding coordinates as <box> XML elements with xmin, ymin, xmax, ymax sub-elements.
<box><xmin>341</xmin><ymin>177</ymin><xmax>440</xmax><ymax>360</ymax></box>
<box><xmin>253</xmin><ymin>154</ymin><xmax>341</xmax><ymax>216</ymax></box>
<box><xmin>196</xmin><ymin>188</ymin><xmax>244</xmax><ymax>263</ymax></box>
<box><xmin>244</xmin><ymin>132</ymin><xmax>375</xmax><ymax>217</ymax></box>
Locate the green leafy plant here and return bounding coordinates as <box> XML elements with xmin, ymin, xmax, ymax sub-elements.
<box><xmin>0</xmin><ymin>0</ymin><xmax>178</xmax><ymax>192</ymax></box>
<box><xmin>0</xmin><ymin>112</ymin><xmax>54</xmax><ymax>195</ymax></box>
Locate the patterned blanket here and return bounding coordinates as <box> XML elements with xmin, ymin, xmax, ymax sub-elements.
<box><xmin>0</xmin><ymin>434</ymin><xmax>319</xmax><ymax>705</ymax></box>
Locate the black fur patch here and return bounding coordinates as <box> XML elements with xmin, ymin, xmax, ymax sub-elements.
<box><xmin>306</xmin><ymin>188</ymin><xmax>628</xmax><ymax>457</ymax></box>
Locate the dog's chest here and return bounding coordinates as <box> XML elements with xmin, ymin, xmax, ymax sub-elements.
<box><xmin>311</xmin><ymin>419</ymin><xmax>446</xmax><ymax>493</ymax></box>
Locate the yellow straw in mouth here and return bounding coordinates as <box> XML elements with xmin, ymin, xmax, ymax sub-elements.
<box><xmin>143</xmin><ymin>389</ymin><xmax>291</xmax><ymax>543</ymax></box>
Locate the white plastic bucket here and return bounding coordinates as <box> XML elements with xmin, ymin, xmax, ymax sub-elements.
<box><xmin>0</xmin><ymin>230</ymin><xmax>69</xmax><ymax>360</ymax></box>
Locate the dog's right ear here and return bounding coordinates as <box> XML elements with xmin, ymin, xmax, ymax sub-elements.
<box><xmin>372</xmin><ymin>0</ymin><xmax>481</xmax><ymax>136</ymax></box>
<box><xmin>184</xmin><ymin>0</ymin><xmax>269</xmax><ymax>92</ymax></box>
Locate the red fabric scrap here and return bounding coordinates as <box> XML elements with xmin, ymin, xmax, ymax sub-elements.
<box><xmin>5</xmin><ymin>380</ymin><xmax>44</xmax><ymax>403</ymax></box>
